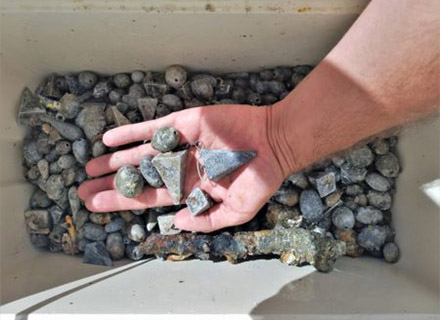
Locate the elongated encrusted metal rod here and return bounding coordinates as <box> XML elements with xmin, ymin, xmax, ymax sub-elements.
<box><xmin>138</xmin><ymin>228</ymin><xmax>346</xmax><ymax>272</ymax></box>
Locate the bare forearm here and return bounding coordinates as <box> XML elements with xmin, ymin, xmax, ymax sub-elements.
<box><xmin>269</xmin><ymin>0</ymin><xmax>440</xmax><ymax>176</ymax></box>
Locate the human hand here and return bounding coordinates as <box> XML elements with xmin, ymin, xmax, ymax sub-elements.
<box><xmin>78</xmin><ymin>104</ymin><xmax>289</xmax><ymax>232</ymax></box>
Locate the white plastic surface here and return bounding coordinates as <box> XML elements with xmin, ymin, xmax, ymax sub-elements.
<box><xmin>1</xmin><ymin>0</ymin><xmax>439</xmax><ymax>317</ymax></box>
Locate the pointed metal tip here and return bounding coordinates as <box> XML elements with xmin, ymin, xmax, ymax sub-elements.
<box><xmin>200</xmin><ymin>149</ymin><xmax>257</xmax><ymax>182</ymax></box>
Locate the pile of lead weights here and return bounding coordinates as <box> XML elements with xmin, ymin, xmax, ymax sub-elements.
<box><xmin>20</xmin><ymin>65</ymin><xmax>400</xmax><ymax>272</ymax></box>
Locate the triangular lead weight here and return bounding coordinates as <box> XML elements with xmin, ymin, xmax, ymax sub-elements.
<box><xmin>199</xmin><ymin>149</ymin><xmax>257</xmax><ymax>182</ymax></box>
<box><xmin>152</xmin><ymin>150</ymin><xmax>188</xmax><ymax>205</ymax></box>
<box><xmin>110</xmin><ymin>106</ymin><xmax>131</xmax><ymax>127</ymax></box>
<box><xmin>17</xmin><ymin>87</ymin><xmax>47</xmax><ymax>126</ymax></box>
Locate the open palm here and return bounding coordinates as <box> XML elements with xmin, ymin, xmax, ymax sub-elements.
<box><xmin>78</xmin><ymin>105</ymin><xmax>286</xmax><ymax>232</ymax></box>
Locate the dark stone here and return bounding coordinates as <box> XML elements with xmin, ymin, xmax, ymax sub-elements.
<box><xmin>83</xmin><ymin>241</ymin><xmax>113</xmax><ymax>266</ymax></box>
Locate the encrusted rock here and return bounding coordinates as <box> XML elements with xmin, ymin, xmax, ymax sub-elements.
<box><xmin>186</xmin><ymin>187</ymin><xmax>213</xmax><ymax>216</ymax></box>
<box><xmin>115</xmin><ymin>165</ymin><xmax>144</xmax><ymax>198</ymax></box>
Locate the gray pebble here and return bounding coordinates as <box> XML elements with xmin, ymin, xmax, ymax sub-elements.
<box><xmin>49</xmin><ymin>161</ymin><xmax>62</xmax><ymax>174</ymax></box>
<box><xmin>165</xmin><ymin>65</ymin><xmax>187</xmax><ymax>89</ymax></box>
<box><xmin>367</xmin><ymin>190</ymin><xmax>392</xmax><ymax>210</ymax></box>
<box><xmin>332</xmin><ymin>206</ymin><xmax>355</xmax><ymax>230</ymax></box>
<box><xmin>76</xmin><ymin>103</ymin><xmax>106</xmax><ymax>141</ymax></box>
<box><xmin>357</xmin><ymin>225</ymin><xmax>387</xmax><ymax>251</ymax></box>
<box><xmin>162</xmin><ymin>94</ymin><xmax>183</xmax><ymax>112</ymax></box>
<box><xmin>93</xmin><ymin>79</ymin><xmax>113</xmax><ymax>99</ymax></box>
<box><xmin>106</xmin><ymin>232</ymin><xmax>125</xmax><ymax>260</ymax></box>
<box><xmin>74</xmin><ymin>209</ymin><xmax>90</xmax><ymax>230</ymax></box>
<box><xmin>366</xmin><ymin>173</ymin><xmax>391</xmax><ymax>192</ymax></box>
<box><xmin>92</xmin><ymin>140</ymin><xmax>107</xmax><ymax>158</ymax></box>
<box><xmin>30</xmin><ymin>189</ymin><xmax>53</xmax><ymax>209</ymax></box>
<box><xmin>115</xmin><ymin>165</ymin><xmax>144</xmax><ymax>198</ymax></box>
<box><xmin>247</xmin><ymin>91</ymin><xmax>262</xmax><ymax>106</ymax></box>
<box><xmin>57</xmin><ymin>155</ymin><xmax>77</xmax><ymax>169</ymax></box>
<box><xmin>37</xmin><ymin>159</ymin><xmax>49</xmax><ymax>180</ymax></box>
<box><xmin>72</xmin><ymin>139</ymin><xmax>91</xmax><ymax>165</ymax></box>
<box><xmin>272</xmin><ymin>185</ymin><xmax>299</xmax><ymax>207</ymax></box>
<box><xmin>146</xmin><ymin>210</ymin><xmax>158</xmax><ymax>231</ymax></box>
<box><xmin>44</xmin><ymin>148</ymin><xmax>59</xmax><ymax>162</ymax></box>
<box><xmin>113</xmin><ymin>73</ymin><xmax>131</xmax><ymax>89</ymax></box>
<box><xmin>24</xmin><ymin>209</ymin><xmax>51</xmax><ymax>234</ymax></box>
<box><xmin>127</xmin><ymin>223</ymin><xmax>147</xmax><ymax>242</ymax></box>
<box><xmin>331</xmin><ymin>155</ymin><xmax>345</xmax><ymax>168</ymax></box>
<box><xmin>356</xmin><ymin>206</ymin><xmax>383</xmax><ymax>225</ymax></box>
<box><xmin>55</xmin><ymin>140</ymin><xmax>72</xmax><ymax>155</ymax></box>
<box><xmin>375</xmin><ymin>153</ymin><xmax>400</xmax><ymax>178</ymax></box>
<box><xmin>77</xmin><ymin>238</ymin><xmax>92</xmax><ymax>252</ymax></box>
<box><xmin>137</xmin><ymin>97</ymin><xmax>158</xmax><ymax>121</ymax></box>
<box><xmin>152</xmin><ymin>126</ymin><xmax>180</xmax><ymax>152</ymax></box>
<box><xmin>23</xmin><ymin>139</ymin><xmax>42</xmax><ymax>166</ymax></box>
<box><xmin>268</xmin><ymin>80</ymin><xmax>286</xmax><ymax>96</ymax></box>
<box><xmin>371</xmin><ymin>138</ymin><xmax>389</xmax><ymax>155</ymax></box>
<box><xmin>340</xmin><ymin>163</ymin><xmax>367</xmax><ymax>184</ymax></box>
<box><xmin>346</xmin><ymin>145</ymin><xmax>374</xmax><ymax>168</ymax></box>
<box><xmin>155</xmin><ymin>103</ymin><xmax>172</xmax><ymax>118</ymax></box>
<box><xmin>108</xmin><ymin>90</ymin><xmax>123</xmax><ymax>104</ymax></box>
<box><xmin>83</xmin><ymin>241</ymin><xmax>113</xmax><ymax>267</ymax></box>
<box><xmin>62</xmin><ymin>168</ymin><xmax>76</xmax><ymax>187</ymax></box>
<box><xmin>131</xmin><ymin>70</ymin><xmax>145</xmax><ymax>83</ymax></box>
<box><xmin>30</xmin><ymin>233</ymin><xmax>49</xmax><ymax>248</ymax></box>
<box><xmin>48</xmin><ymin>205</ymin><xmax>65</xmax><ymax>225</ymax></box>
<box><xmin>126</xmin><ymin>243</ymin><xmax>143</xmax><ymax>261</ymax></box>
<box><xmin>259</xmin><ymin>69</ymin><xmax>274</xmax><ymax>81</ymax></box>
<box><xmin>78</xmin><ymin>71</ymin><xmax>98</xmax><ymax>89</ymax></box>
<box><xmin>36</xmin><ymin>134</ymin><xmax>51</xmax><ymax>155</ymax></box>
<box><xmin>383</xmin><ymin>242</ymin><xmax>400</xmax><ymax>263</ymax></box>
<box><xmin>273</xmin><ymin>67</ymin><xmax>293</xmax><ymax>82</ymax></box>
<box><xmin>354</xmin><ymin>194</ymin><xmax>368</xmax><ymax>206</ymax></box>
<box><xmin>157</xmin><ymin>212</ymin><xmax>181</xmax><ymax>235</ymax></box>
<box><xmin>299</xmin><ymin>189</ymin><xmax>324</xmax><ymax>223</ymax></box>
<box><xmin>344</xmin><ymin>184</ymin><xmax>364</xmax><ymax>196</ymax></box>
<box><xmin>131</xmin><ymin>209</ymin><xmax>146</xmax><ymax>216</ymax></box>
<box><xmin>288</xmin><ymin>172</ymin><xmax>309</xmax><ymax>189</ymax></box>
<box><xmin>46</xmin><ymin>175</ymin><xmax>66</xmax><ymax>200</ymax></box>
<box><xmin>140</xmin><ymin>154</ymin><xmax>164</xmax><ymax>188</ymax></box>
<box><xmin>129</xmin><ymin>83</ymin><xmax>146</xmax><ymax>99</ymax></box>
<box><xmin>59</xmin><ymin>93</ymin><xmax>81</xmax><ymax>119</ymax></box>
<box><xmin>75</xmin><ymin>167</ymin><xmax>87</xmax><ymax>183</ymax></box>
<box><xmin>83</xmin><ymin>223</ymin><xmax>107</xmax><ymax>241</ymax></box>
<box><xmin>191</xmin><ymin>78</ymin><xmax>214</xmax><ymax>100</ymax></box>
<box><xmin>105</xmin><ymin>218</ymin><xmax>125</xmax><ymax>233</ymax></box>
<box><xmin>89</xmin><ymin>212</ymin><xmax>112</xmax><ymax>225</ymax></box>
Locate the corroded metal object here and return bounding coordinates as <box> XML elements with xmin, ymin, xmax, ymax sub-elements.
<box><xmin>152</xmin><ymin>150</ymin><xmax>188</xmax><ymax>205</ymax></box>
<box><xmin>185</xmin><ymin>187</ymin><xmax>213</xmax><ymax>216</ymax></box>
<box><xmin>138</xmin><ymin>227</ymin><xmax>346</xmax><ymax>272</ymax></box>
<box><xmin>199</xmin><ymin>149</ymin><xmax>256</xmax><ymax>182</ymax></box>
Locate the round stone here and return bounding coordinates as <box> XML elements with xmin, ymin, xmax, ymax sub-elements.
<box><xmin>55</xmin><ymin>140</ymin><xmax>72</xmax><ymax>155</ymax></box>
<box><xmin>151</xmin><ymin>126</ymin><xmax>180</xmax><ymax>152</ymax></box>
<box><xmin>127</xmin><ymin>224</ymin><xmax>147</xmax><ymax>242</ymax></box>
<box><xmin>140</xmin><ymin>154</ymin><xmax>164</xmax><ymax>188</ymax></box>
<box><xmin>191</xmin><ymin>78</ymin><xmax>214</xmax><ymax>100</ymax></box>
<box><xmin>367</xmin><ymin>190</ymin><xmax>392</xmax><ymax>210</ymax></box>
<box><xmin>83</xmin><ymin>222</ymin><xmax>107</xmax><ymax>241</ymax></box>
<box><xmin>162</xmin><ymin>94</ymin><xmax>183</xmax><ymax>112</ymax></box>
<box><xmin>371</xmin><ymin>138</ymin><xmax>389</xmax><ymax>155</ymax></box>
<box><xmin>105</xmin><ymin>218</ymin><xmax>125</xmax><ymax>233</ymax></box>
<box><xmin>383</xmin><ymin>242</ymin><xmax>400</xmax><ymax>263</ymax></box>
<box><xmin>115</xmin><ymin>165</ymin><xmax>144</xmax><ymax>198</ymax></box>
<box><xmin>357</xmin><ymin>225</ymin><xmax>387</xmax><ymax>251</ymax></box>
<box><xmin>375</xmin><ymin>153</ymin><xmax>400</xmax><ymax>178</ymax></box>
<box><xmin>72</xmin><ymin>139</ymin><xmax>91</xmax><ymax>165</ymax></box>
<box><xmin>299</xmin><ymin>189</ymin><xmax>324</xmax><ymax>222</ymax></box>
<box><xmin>347</xmin><ymin>145</ymin><xmax>374</xmax><ymax>168</ymax></box>
<box><xmin>131</xmin><ymin>70</ymin><xmax>145</xmax><ymax>83</ymax></box>
<box><xmin>92</xmin><ymin>140</ymin><xmax>107</xmax><ymax>158</ymax></box>
<box><xmin>332</xmin><ymin>206</ymin><xmax>355</xmax><ymax>230</ymax></box>
<box><xmin>57</xmin><ymin>155</ymin><xmax>77</xmax><ymax>169</ymax></box>
<box><xmin>46</xmin><ymin>175</ymin><xmax>65</xmax><ymax>200</ymax></box>
<box><xmin>113</xmin><ymin>73</ymin><xmax>132</xmax><ymax>88</ymax></box>
<box><xmin>106</xmin><ymin>232</ymin><xmax>125</xmax><ymax>260</ymax></box>
<box><xmin>272</xmin><ymin>185</ymin><xmax>299</xmax><ymax>207</ymax></box>
<box><xmin>78</xmin><ymin>71</ymin><xmax>98</xmax><ymax>89</ymax></box>
<box><xmin>366</xmin><ymin>173</ymin><xmax>391</xmax><ymax>191</ymax></box>
<box><xmin>126</xmin><ymin>243</ymin><xmax>143</xmax><ymax>261</ymax></box>
<box><xmin>356</xmin><ymin>206</ymin><xmax>383</xmax><ymax>225</ymax></box>
<box><xmin>165</xmin><ymin>65</ymin><xmax>187</xmax><ymax>89</ymax></box>
<box><xmin>30</xmin><ymin>189</ymin><xmax>53</xmax><ymax>209</ymax></box>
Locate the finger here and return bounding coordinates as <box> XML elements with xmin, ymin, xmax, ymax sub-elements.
<box><xmin>173</xmin><ymin>204</ymin><xmax>250</xmax><ymax>233</ymax></box>
<box><xmin>85</xmin><ymin>188</ymin><xmax>176</xmax><ymax>212</ymax></box>
<box><xmin>78</xmin><ymin>174</ymin><xmax>115</xmax><ymax>200</ymax></box>
<box><xmin>86</xmin><ymin>143</ymin><xmax>156</xmax><ymax>177</ymax></box>
<box><xmin>102</xmin><ymin>108</ymin><xmax>203</xmax><ymax>147</ymax></box>
<box><xmin>102</xmin><ymin>114</ymin><xmax>177</xmax><ymax>147</ymax></box>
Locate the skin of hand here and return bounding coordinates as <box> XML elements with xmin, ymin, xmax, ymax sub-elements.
<box><xmin>78</xmin><ymin>106</ymin><xmax>289</xmax><ymax>232</ymax></box>
<box><xmin>79</xmin><ymin>0</ymin><xmax>439</xmax><ymax>233</ymax></box>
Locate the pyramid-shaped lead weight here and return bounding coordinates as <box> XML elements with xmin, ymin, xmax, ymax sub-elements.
<box><xmin>186</xmin><ymin>187</ymin><xmax>213</xmax><ymax>216</ymax></box>
<box><xmin>199</xmin><ymin>149</ymin><xmax>257</xmax><ymax>182</ymax></box>
<box><xmin>110</xmin><ymin>106</ymin><xmax>131</xmax><ymax>127</ymax></box>
<box><xmin>17</xmin><ymin>87</ymin><xmax>47</xmax><ymax>126</ymax></box>
<box><xmin>152</xmin><ymin>150</ymin><xmax>188</xmax><ymax>205</ymax></box>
